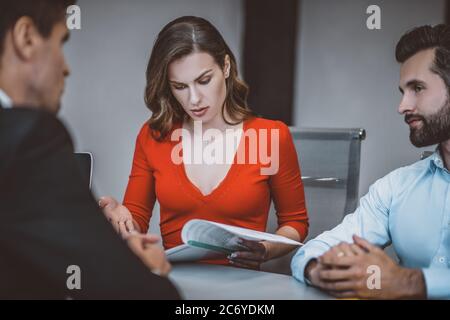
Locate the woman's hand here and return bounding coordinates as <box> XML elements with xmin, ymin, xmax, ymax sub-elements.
<box><xmin>98</xmin><ymin>196</ymin><xmax>136</xmax><ymax>238</ymax></box>
<box><xmin>126</xmin><ymin>233</ymin><xmax>171</xmax><ymax>276</ymax></box>
<box><xmin>227</xmin><ymin>238</ymin><xmax>269</xmax><ymax>270</ymax></box>
<box><xmin>98</xmin><ymin>198</ymin><xmax>170</xmax><ymax>276</ymax></box>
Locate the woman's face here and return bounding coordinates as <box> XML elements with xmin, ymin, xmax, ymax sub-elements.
<box><xmin>168</xmin><ymin>51</ymin><xmax>230</xmax><ymax>127</ymax></box>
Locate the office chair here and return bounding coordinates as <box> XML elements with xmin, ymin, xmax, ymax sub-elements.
<box><xmin>263</xmin><ymin>127</ymin><xmax>366</xmax><ymax>274</ymax></box>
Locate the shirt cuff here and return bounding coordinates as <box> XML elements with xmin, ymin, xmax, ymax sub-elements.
<box><xmin>291</xmin><ymin>242</ymin><xmax>329</xmax><ymax>284</ymax></box>
<box><xmin>422</xmin><ymin>268</ymin><xmax>450</xmax><ymax>299</ymax></box>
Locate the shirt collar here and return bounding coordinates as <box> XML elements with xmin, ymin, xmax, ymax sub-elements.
<box><xmin>428</xmin><ymin>147</ymin><xmax>446</xmax><ymax>172</ymax></box>
<box><xmin>0</xmin><ymin>89</ymin><xmax>12</xmax><ymax>109</ymax></box>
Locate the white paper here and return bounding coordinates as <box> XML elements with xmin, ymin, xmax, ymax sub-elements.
<box><xmin>166</xmin><ymin>219</ymin><xmax>303</xmax><ymax>263</ymax></box>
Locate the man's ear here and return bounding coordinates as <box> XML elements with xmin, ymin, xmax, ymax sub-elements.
<box><xmin>11</xmin><ymin>16</ymin><xmax>43</xmax><ymax>61</ymax></box>
<box><xmin>224</xmin><ymin>54</ymin><xmax>231</xmax><ymax>78</ymax></box>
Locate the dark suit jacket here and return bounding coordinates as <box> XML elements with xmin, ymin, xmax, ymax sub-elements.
<box><xmin>0</xmin><ymin>107</ymin><xmax>180</xmax><ymax>299</ymax></box>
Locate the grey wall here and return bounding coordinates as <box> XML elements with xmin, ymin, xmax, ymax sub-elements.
<box><xmin>60</xmin><ymin>0</ymin><xmax>244</xmax><ymax>233</ymax></box>
<box><xmin>294</xmin><ymin>0</ymin><xmax>445</xmax><ymax>197</ymax></box>
<box><xmin>61</xmin><ymin>0</ymin><xmax>445</xmax><ymax>236</ymax></box>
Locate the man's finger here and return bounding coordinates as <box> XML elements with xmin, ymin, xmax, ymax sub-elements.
<box><xmin>353</xmin><ymin>235</ymin><xmax>375</xmax><ymax>253</ymax></box>
<box><xmin>141</xmin><ymin>234</ymin><xmax>161</xmax><ymax>245</ymax></box>
<box><xmin>319</xmin><ymin>254</ymin><xmax>356</xmax><ymax>268</ymax></box>
<box><xmin>330</xmin><ymin>290</ymin><xmax>358</xmax><ymax>299</ymax></box>
<box><xmin>319</xmin><ymin>268</ymin><xmax>355</xmax><ymax>282</ymax></box>
<box><xmin>337</xmin><ymin>243</ymin><xmax>355</xmax><ymax>257</ymax></box>
<box><xmin>350</xmin><ymin>243</ymin><xmax>366</xmax><ymax>255</ymax></box>
<box><xmin>311</xmin><ymin>277</ymin><xmax>339</xmax><ymax>291</ymax></box>
<box><xmin>320</xmin><ymin>279</ymin><xmax>358</xmax><ymax>292</ymax></box>
<box><xmin>320</xmin><ymin>249</ymin><xmax>342</xmax><ymax>263</ymax></box>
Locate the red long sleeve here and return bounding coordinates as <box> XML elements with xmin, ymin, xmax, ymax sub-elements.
<box><xmin>123</xmin><ymin>117</ymin><xmax>309</xmax><ymax>253</ymax></box>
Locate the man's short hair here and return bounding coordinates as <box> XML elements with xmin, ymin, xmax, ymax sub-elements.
<box><xmin>396</xmin><ymin>24</ymin><xmax>450</xmax><ymax>91</ymax></box>
<box><xmin>0</xmin><ymin>0</ymin><xmax>76</xmax><ymax>57</ymax></box>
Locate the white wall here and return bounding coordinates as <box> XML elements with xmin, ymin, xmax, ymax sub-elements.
<box><xmin>60</xmin><ymin>0</ymin><xmax>244</xmax><ymax>233</ymax></box>
<box><xmin>294</xmin><ymin>0</ymin><xmax>445</xmax><ymax>196</ymax></box>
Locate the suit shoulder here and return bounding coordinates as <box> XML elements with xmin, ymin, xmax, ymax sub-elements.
<box><xmin>1</xmin><ymin>108</ymin><xmax>68</xmax><ymax>138</ymax></box>
<box><xmin>0</xmin><ymin>108</ymin><xmax>72</xmax><ymax>155</ymax></box>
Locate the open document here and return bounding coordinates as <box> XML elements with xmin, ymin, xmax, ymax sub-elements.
<box><xmin>166</xmin><ymin>219</ymin><xmax>303</xmax><ymax>263</ymax></box>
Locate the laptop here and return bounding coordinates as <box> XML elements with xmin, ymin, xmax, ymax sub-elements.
<box><xmin>74</xmin><ymin>152</ymin><xmax>93</xmax><ymax>189</ymax></box>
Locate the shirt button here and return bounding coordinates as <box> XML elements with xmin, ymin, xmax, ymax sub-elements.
<box><xmin>439</xmin><ymin>257</ymin><xmax>445</xmax><ymax>264</ymax></box>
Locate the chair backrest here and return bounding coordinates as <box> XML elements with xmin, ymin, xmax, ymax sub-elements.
<box><xmin>262</xmin><ymin>127</ymin><xmax>366</xmax><ymax>274</ymax></box>
<box><xmin>74</xmin><ymin>152</ymin><xmax>93</xmax><ymax>189</ymax></box>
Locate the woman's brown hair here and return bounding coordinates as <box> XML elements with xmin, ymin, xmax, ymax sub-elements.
<box><xmin>144</xmin><ymin>16</ymin><xmax>254</xmax><ymax>141</ymax></box>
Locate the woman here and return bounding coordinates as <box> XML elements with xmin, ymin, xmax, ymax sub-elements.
<box><xmin>100</xmin><ymin>16</ymin><xmax>308</xmax><ymax>269</ymax></box>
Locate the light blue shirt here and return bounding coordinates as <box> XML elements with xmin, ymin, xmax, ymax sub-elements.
<box><xmin>0</xmin><ymin>89</ymin><xmax>12</xmax><ymax>108</ymax></box>
<box><xmin>291</xmin><ymin>149</ymin><xmax>450</xmax><ymax>299</ymax></box>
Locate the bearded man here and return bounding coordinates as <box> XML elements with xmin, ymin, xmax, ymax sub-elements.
<box><xmin>291</xmin><ymin>24</ymin><xmax>450</xmax><ymax>300</ymax></box>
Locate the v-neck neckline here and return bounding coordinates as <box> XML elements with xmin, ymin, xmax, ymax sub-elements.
<box><xmin>175</xmin><ymin>119</ymin><xmax>248</xmax><ymax>202</ymax></box>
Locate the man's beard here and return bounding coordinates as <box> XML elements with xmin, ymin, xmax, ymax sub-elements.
<box><xmin>407</xmin><ymin>98</ymin><xmax>450</xmax><ymax>147</ymax></box>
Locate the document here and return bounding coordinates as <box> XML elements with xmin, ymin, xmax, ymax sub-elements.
<box><xmin>166</xmin><ymin>219</ymin><xmax>303</xmax><ymax>262</ymax></box>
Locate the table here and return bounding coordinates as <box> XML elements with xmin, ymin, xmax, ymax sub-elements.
<box><xmin>169</xmin><ymin>263</ymin><xmax>332</xmax><ymax>300</ymax></box>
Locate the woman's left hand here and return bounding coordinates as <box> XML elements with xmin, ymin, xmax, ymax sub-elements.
<box><xmin>227</xmin><ymin>238</ymin><xmax>269</xmax><ymax>270</ymax></box>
